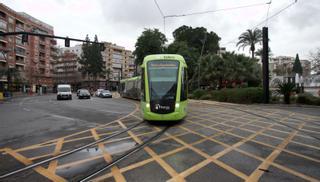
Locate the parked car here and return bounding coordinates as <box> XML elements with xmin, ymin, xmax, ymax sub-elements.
<box><xmin>98</xmin><ymin>90</ymin><xmax>112</xmax><ymax>98</ymax></box>
<box><xmin>95</xmin><ymin>89</ymin><xmax>104</xmax><ymax>96</ymax></box>
<box><xmin>57</xmin><ymin>84</ymin><xmax>72</xmax><ymax>100</ymax></box>
<box><xmin>78</xmin><ymin>89</ymin><xmax>91</xmax><ymax>99</ymax></box>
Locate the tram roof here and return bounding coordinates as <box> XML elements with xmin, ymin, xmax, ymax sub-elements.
<box><xmin>141</xmin><ymin>54</ymin><xmax>187</xmax><ymax>68</ymax></box>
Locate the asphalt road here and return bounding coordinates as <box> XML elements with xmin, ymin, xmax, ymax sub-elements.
<box><xmin>0</xmin><ymin>94</ymin><xmax>136</xmax><ymax>149</ymax></box>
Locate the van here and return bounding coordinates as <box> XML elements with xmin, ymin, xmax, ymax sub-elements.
<box><xmin>57</xmin><ymin>84</ymin><xmax>72</xmax><ymax>100</ymax></box>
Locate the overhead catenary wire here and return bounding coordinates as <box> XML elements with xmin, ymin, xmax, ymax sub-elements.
<box><xmin>164</xmin><ymin>1</ymin><xmax>270</xmax><ymax>18</ymax></box>
<box><xmin>221</xmin><ymin>0</ymin><xmax>298</xmax><ymax>47</ymax></box>
<box><xmin>153</xmin><ymin>1</ymin><xmax>271</xmax><ymax>36</ymax></box>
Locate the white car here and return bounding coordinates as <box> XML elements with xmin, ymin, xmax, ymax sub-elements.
<box><xmin>57</xmin><ymin>84</ymin><xmax>72</xmax><ymax>100</ymax></box>
<box><xmin>95</xmin><ymin>89</ymin><xmax>104</xmax><ymax>96</ymax></box>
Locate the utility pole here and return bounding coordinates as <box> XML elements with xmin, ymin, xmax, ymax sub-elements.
<box><xmin>262</xmin><ymin>27</ymin><xmax>269</xmax><ymax>103</ymax></box>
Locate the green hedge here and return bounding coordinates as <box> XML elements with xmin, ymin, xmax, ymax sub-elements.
<box><xmin>296</xmin><ymin>93</ymin><xmax>320</xmax><ymax>106</ymax></box>
<box><xmin>190</xmin><ymin>87</ymin><xmax>264</xmax><ymax>104</ymax></box>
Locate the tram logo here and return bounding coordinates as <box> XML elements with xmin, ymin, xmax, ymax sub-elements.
<box><xmin>155</xmin><ymin>104</ymin><xmax>170</xmax><ymax>110</ymax></box>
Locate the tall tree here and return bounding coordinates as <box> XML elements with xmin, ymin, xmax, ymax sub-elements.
<box><xmin>236</xmin><ymin>28</ymin><xmax>262</xmax><ymax>59</ymax></box>
<box><xmin>172</xmin><ymin>25</ymin><xmax>220</xmax><ymax>54</ymax></box>
<box><xmin>133</xmin><ymin>28</ymin><xmax>167</xmax><ymax>66</ymax></box>
<box><xmin>292</xmin><ymin>53</ymin><xmax>303</xmax><ymax>75</ymax></box>
<box><xmin>78</xmin><ymin>35</ymin><xmax>105</xmax><ymax>88</ymax></box>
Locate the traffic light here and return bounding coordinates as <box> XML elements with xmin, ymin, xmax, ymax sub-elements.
<box><xmin>22</xmin><ymin>34</ymin><xmax>28</xmax><ymax>43</ymax></box>
<box><xmin>65</xmin><ymin>37</ymin><xmax>70</xmax><ymax>47</ymax></box>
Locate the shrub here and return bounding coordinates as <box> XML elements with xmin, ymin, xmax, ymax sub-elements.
<box><xmin>191</xmin><ymin>89</ymin><xmax>206</xmax><ymax>99</ymax></box>
<box><xmin>297</xmin><ymin>93</ymin><xmax>320</xmax><ymax>106</ymax></box>
<box><xmin>199</xmin><ymin>94</ymin><xmax>212</xmax><ymax>100</ymax></box>
<box><xmin>275</xmin><ymin>82</ymin><xmax>296</xmax><ymax>104</ymax></box>
<box><xmin>209</xmin><ymin>87</ymin><xmax>263</xmax><ymax>104</ymax></box>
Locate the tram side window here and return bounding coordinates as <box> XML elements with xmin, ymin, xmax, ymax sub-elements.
<box><xmin>141</xmin><ymin>68</ymin><xmax>145</xmax><ymax>101</ymax></box>
<box><xmin>180</xmin><ymin>67</ymin><xmax>188</xmax><ymax>101</ymax></box>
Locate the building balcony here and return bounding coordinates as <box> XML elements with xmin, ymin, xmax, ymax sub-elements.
<box><xmin>15</xmin><ymin>26</ymin><xmax>24</xmax><ymax>32</ymax></box>
<box><xmin>15</xmin><ymin>59</ymin><xmax>25</xmax><ymax>65</ymax></box>
<box><xmin>0</xmin><ymin>36</ymin><xmax>7</xmax><ymax>43</ymax></box>
<box><xmin>0</xmin><ymin>75</ymin><xmax>7</xmax><ymax>82</ymax></box>
<box><xmin>39</xmin><ymin>56</ymin><xmax>46</xmax><ymax>62</ymax></box>
<box><xmin>15</xmin><ymin>52</ymin><xmax>26</xmax><ymax>57</ymax></box>
<box><xmin>38</xmin><ymin>64</ymin><xmax>46</xmax><ymax>69</ymax></box>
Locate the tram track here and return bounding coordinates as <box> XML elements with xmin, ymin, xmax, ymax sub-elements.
<box><xmin>0</xmin><ymin>120</ymin><xmax>144</xmax><ymax>180</ymax></box>
<box><xmin>79</xmin><ymin>126</ymin><xmax>169</xmax><ymax>182</ymax></box>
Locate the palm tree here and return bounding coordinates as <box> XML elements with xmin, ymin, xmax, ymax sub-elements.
<box><xmin>236</xmin><ymin>28</ymin><xmax>262</xmax><ymax>59</ymax></box>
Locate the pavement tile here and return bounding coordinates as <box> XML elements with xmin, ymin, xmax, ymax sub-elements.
<box><xmin>285</xmin><ymin>142</ymin><xmax>320</xmax><ymax>160</ymax></box>
<box><xmin>193</xmin><ymin>139</ymin><xmax>226</xmax><ymax>156</ymax></box>
<box><xmin>148</xmin><ymin>139</ymin><xmax>183</xmax><ymax>155</ymax></box>
<box><xmin>163</xmin><ymin>148</ymin><xmax>205</xmax><ymax>173</ymax></box>
<box><xmin>177</xmin><ymin>133</ymin><xmax>204</xmax><ymax>144</ymax></box>
<box><xmin>123</xmin><ymin>161</ymin><xmax>171</xmax><ymax>182</ymax></box>
<box><xmin>218</xmin><ymin>150</ymin><xmax>262</xmax><ymax>176</ymax></box>
<box><xmin>253</xmin><ymin>134</ymin><xmax>283</xmax><ymax>147</ymax></box>
<box><xmin>230</xmin><ymin>128</ymin><xmax>255</xmax><ymax>138</ymax></box>
<box><xmin>57</xmin><ymin>157</ymin><xmax>109</xmax><ymax>181</ymax></box>
<box><xmin>274</xmin><ymin>151</ymin><xmax>320</xmax><ymax>179</ymax></box>
<box><xmin>19</xmin><ymin>145</ymin><xmax>55</xmax><ymax>159</ymax></box>
<box><xmin>259</xmin><ymin>165</ymin><xmax>308</xmax><ymax>182</ymax></box>
<box><xmin>262</xmin><ymin>129</ymin><xmax>290</xmax><ymax>139</ymax></box>
<box><xmin>302</xmin><ymin>126</ymin><xmax>320</xmax><ymax>133</ymax></box>
<box><xmin>61</xmin><ymin>137</ymin><xmax>95</xmax><ymax>152</ymax></box>
<box><xmin>185</xmin><ymin>162</ymin><xmax>243</xmax><ymax>182</ymax></box>
<box><xmin>241</xmin><ymin>124</ymin><xmax>263</xmax><ymax>132</ymax></box>
<box><xmin>238</xmin><ymin>141</ymin><xmax>274</xmax><ymax>158</ymax></box>
<box><xmin>271</xmin><ymin>125</ymin><xmax>293</xmax><ymax>133</ymax></box>
<box><xmin>117</xmin><ymin>149</ymin><xmax>152</xmax><ymax>169</ymax></box>
<box><xmin>212</xmin><ymin>133</ymin><xmax>242</xmax><ymax>146</ymax></box>
<box><xmin>292</xmin><ymin>135</ymin><xmax>320</xmax><ymax>148</ymax></box>
<box><xmin>224</xmin><ymin>121</ymin><xmax>243</xmax><ymax>127</ymax></box>
<box><xmin>196</xmin><ymin>127</ymin><xmax>220</xmax><ymax>137</ymax></box>
<box><xmin>213</xmin><ymin>124</ymin><xmax>234</xmax><ymax>131</ymax></box>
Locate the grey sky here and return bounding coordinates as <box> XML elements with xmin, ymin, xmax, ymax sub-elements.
<box><xmin>3</xmin><ymin>0</ymin><xmax>320</xmax><ymax>59</ymax></box>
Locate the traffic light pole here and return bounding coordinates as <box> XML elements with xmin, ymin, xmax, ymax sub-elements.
<box><xmin>262</xmin><ymin>27</ymin><xmax>269</xmax><ymax>104</ymax></box>
<box><xmin>0</xmin><ymin>31</ymin><xmax>105</xmax><ymax>49</ymax></box>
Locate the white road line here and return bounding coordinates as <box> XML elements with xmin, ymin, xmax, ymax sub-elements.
<box><xmin>23</xmin><ymin>108</ymin><xmax>31</xmax><ymax>112</ymax></box>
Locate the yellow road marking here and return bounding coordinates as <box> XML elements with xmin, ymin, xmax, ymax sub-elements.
<box><xmin>90</xmin><ymin>128</ymin><xmax>126</xmax><ymax>182</ymax></box>
<box><xmin>4</xmin><ymin>148</ymin><xmax>67</xmax><ymax>182</ymax></box>
<box><xmin>117</xmin><ymin>121</ymin><xmax>186</xmax><ymax>182</ymax></box>
<box><xmin>48</xmin><ymin>138</ymin><xmax>64</xmax><ymax>173</ymax></box>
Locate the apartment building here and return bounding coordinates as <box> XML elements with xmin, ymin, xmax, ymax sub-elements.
<box><xmin>269</xmin><ymin>56</ymin><xmax>311</xmax><ymax>78</ymax></box>
<box><xmin>0</xmin><ymin>3</ymin><xmax>55</xmax><ymax>93</ymax></box>
<box><xmin>52</xmin><ymin>50</ymin><xmax>80</xmax><ymax>88</ymax></box>
<box><xmin>62</xmin><ymin>42</ymin><xmax>135</xmax><ymax>90</ymax></box>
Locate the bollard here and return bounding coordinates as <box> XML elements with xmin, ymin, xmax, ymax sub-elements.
<box><xmin>0</xmin><ymin>92</ymin><xmax>3</xmax><ymax>101</ymax></box>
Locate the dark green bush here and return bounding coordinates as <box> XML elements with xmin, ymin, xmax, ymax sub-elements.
<box><xmin>191</xmin><ymin>89</ymin><xmax>206</xmax><ymax>99</ymax></box>
<box><xmin>199</xmin><ymin>94</ymin><xmax>212</xmax><ymax>100</ymax></box>
<box><xmin>297</xmin><ymin>93</ymin><xmax>320</xmax><ymax>106</ymax></box>
<box><xmin>191</xmin><ymin>87</ymin><xmax>263</xmax><ymax>104</ymax></box>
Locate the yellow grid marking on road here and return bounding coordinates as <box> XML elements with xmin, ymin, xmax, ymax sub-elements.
<box><xmin>246</xmin><ymin>121</ymin><xmax>312</xmax><ymax>181</ymax></box>
<box><xmin>1</xmin><ymin>100</ymin><xmax>140</xmax><ymax>154</ymax></box>
<box><xmin>48</xmin><ymin>138</ymin><xmax>64</xmax><ymax>173</ymax></box>
<box><xmin>4</xmin><ymin>148</ymin><xmax>67</xmax><ymax>182</ymax></box>
<box><xmin>173</xmin><ymin>112</ymin><xmax>287</xmax><ymax>180</ymax></box>
<box><xmin>117</xmin><ymin>120</ymin><xmax>186</xmax><ymax>182</ymax></box>
<box><xmin>90</xmin><ymin>128</ymin><xmax>126</xmax><ymax>182</ymax></box>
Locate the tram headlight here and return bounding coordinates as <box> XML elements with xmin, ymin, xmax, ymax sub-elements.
<box><xmin>146</xmin><ymin>103</ymin><xmax>150</xmax><ymax>108</ymax></box>
<box><xmin>175</xmin><ymin>103</ymin><xmax>180</xmax><ymax>108</ymax></box>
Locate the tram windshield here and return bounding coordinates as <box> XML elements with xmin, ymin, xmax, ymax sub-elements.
<box><xmin>147</xmin><ymin>60</ymin><xmax>179</xmax><ymax>101</ymax></box>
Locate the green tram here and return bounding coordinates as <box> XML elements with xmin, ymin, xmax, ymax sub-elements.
<box><xmin>120</xmin><ymin>54</ymin><xmax>188</xmax><ymax>121</ymax></box>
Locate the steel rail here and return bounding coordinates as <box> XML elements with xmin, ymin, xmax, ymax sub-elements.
<box><xmin>0</xmin><ymin>120</ymin><xmax>144</xmax><ymax>179</ymax></box>
<box><xmin>79</xmin><ymin>126</ymin><xmax>169</xmax><ymax>182</ymax></box>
